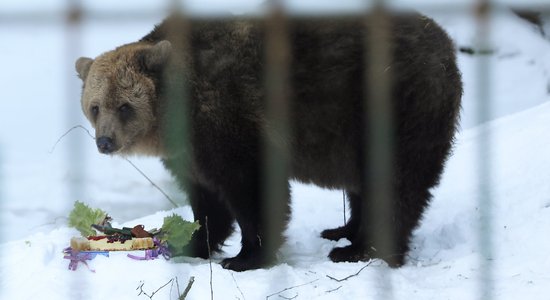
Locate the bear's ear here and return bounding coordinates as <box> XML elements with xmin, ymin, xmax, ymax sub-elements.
<box><xmin>142</xmin><ymin>40</ymin><xmax>172</xmax><ymax>72</ymax></box>
<box><xmin>75</xmin><ymin>57</ymin><xmax>94</xmax><ymax>81</ymax></box>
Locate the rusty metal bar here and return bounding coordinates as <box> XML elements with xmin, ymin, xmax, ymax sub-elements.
<box><xmin>263</xmin><ymin>0</ymin><xmax>291</xmax><ymax>264</ymax></box>
<box><xmin>162</xmin><ymin>14</ymin><xmax>192</xmax><ymax>179</ymax></box>
<box><xmin>365</xmin><ymin>2</ymin><xmax>395</xmax><ymax>299</ymax></box>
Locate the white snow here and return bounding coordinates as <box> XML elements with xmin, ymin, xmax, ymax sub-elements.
<box><xmin>1</xmin><ymin>1</ymin><xmax>550</xmax><ymax>299</ymax></box>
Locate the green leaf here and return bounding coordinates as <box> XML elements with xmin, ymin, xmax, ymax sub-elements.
<box><xmin>68</xmin><ymin>201</ymin><xmax>107</xmax><ymax>237</ymax></box>
<box><xmin>162</xmin><ymin>214</ymin><xmax>200</xmax><ymax>257</ymax></box>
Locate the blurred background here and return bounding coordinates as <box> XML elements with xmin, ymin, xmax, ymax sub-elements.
<box><xmin>1</xmin><ymin>1</ymin><xmax>550</xmax><ymax>299</ymax></box>
<box><xmin>1</xmin><ymin>0</ymin><xmax>549</xmax><ymax>242</ymax></box>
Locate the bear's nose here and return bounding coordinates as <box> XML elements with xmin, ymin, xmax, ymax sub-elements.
<box><xmin>96</xmin><ymin>136</ymin><xmax>115</xmax><ymax>154</ymax></box>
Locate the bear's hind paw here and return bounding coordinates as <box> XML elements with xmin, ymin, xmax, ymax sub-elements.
<box><xmin>321</xmin><ymin>225</ymin><xmax>353</xmax><ymax>241</ymax></box>
<box><xmin>328</xmin><ymin>245</ymin><xmax>371</xmax><ymax>263</ymax></box>
<box><xmin>329</xmin><ymin>245</ymin><xmax>405</xmax><ymax>268</ymax></box>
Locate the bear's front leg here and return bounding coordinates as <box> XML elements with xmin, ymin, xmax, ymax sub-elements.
<box><xmin>220</xmin><ymin>180</ymin><xmax>290</xmax><ymax>272</ymax></box>
<box><xmin>183</xmin><ymin>182</ymin><xmax>235</xmax><ymax>258</ymax></box>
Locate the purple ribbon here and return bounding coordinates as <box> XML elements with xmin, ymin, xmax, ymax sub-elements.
<box><xmin>127</xmin><ymin>238</ymin><xmax>171</xmax><ymax>261</ymax></box>
<box><xmin>63</xmin><ymin>247</ymin><xmax>96</xmax><ymax>272</ymax></box>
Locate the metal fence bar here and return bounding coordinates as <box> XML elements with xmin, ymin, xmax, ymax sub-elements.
<box><xmin>64</xmin><ymin>0</ymin><xmax>87</xmax><ymax>298</ymax></box>
<box><xmin>3</xmin><ymin>3</ymin><xmax>550</xmax><ymax>25</ymax></box>
<box><xmin>0</xmin><ymin>149</ymin><xmax>3</xmax><ymax>289</ymax></box>
<box><xmin>263</xmin><ymin>0</ymin><xmax>292</xmax><ymax>266</ymax></box>
<box><xmin>365</xmin><ymin>2</ymin><xmax>395</xmax><ymax>300</ymax></box>
<box><xmin>4</xmin><ymin>0</ymin><xmax>550</xmax><ymax>298</ymax></box>
<box><xmin>474</xmin><ymin>1</ymin><xmax>494</xmax><ymax>300</ymax></box>
<box><xmin>64</xmin><ymin>0</ymin><xmax>84</xmax><ymax>208</ymax></box>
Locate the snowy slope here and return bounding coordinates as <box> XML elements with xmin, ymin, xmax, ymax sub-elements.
<box><xmin>2</xmin><ymin>102</ymin><xmax>550</xmax><ymax>300</ymax></box>
<box><xmin>1</xmin><ymin>1</ymin><xmax>550</xmax><ymax>299</ymax></box>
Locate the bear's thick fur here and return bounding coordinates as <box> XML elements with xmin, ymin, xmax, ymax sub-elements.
<box><xmin>76</xmin><ymin>13</ymin><xmax>462</xmax><ymax>271</ymax></box>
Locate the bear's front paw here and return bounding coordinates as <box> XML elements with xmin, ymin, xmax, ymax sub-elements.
<box><xmin>180</xmin><ymin>237</ymin><xmax>211</xmax><ymax>259</ymax></box>
<box><xmin>221</xmin><ymin>254</ymin><xmax>271</xmax><ymax>272</ymax></box>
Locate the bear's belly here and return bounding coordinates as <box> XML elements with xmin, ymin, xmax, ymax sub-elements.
<box><xmin>289</xmin><ymin>136</ymin><xmax>362</xmax><ymax>192</ymax></box>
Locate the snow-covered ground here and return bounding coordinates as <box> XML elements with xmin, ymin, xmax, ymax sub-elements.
<box><xmin>1</xmin><ymin>1</ymin><xmax>550</xmax><ymax>299</ymax></box>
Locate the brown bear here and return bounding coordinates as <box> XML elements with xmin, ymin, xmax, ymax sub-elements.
<box><xmin>76</xmin><ymin>13</ymin><xmax>462</xmax><ymax>271</ymax></box>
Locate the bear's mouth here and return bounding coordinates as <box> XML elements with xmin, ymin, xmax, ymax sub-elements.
<box><xmin>111</xmin><ymin>137</ymin><xmax>138</xmax><ymax>156</ymax></box>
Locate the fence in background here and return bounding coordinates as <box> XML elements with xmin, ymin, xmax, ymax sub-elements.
<box><xmin>1</xmin><ymin>1</ymin><xmax>549</xmax><ymax>299</ymax></box>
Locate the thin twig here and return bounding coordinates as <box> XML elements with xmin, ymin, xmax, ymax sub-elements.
<box><xmin>230</xmin><ymin>272</ymin><xmax>246</xmax><ymax>300</ymax></box>
<box><xmin>278</xmin><ymin>293</ymin><xmax>297</xmax><ymax>300</ymax></box>
<box><xmin>326</xmin><ymin>261</ymin><xmax>373</xmax><ymax>282</ymax></box>
<box><xmin>265</xmin><ymin>279</ymin><xmax>319</xmax><ymax>299</ymax></box>
<box><xmin>137</xmin><ymin>282</ymin><xmax>145</xmax><ymax>297</ymax></box>
<box><xmin>152</xmin><ymin>279</ymin><xmax>175</xmax><ymax>298</ymax></box>
<box><xmin>170</xmin><ymin>277</ymin><xmax>177</xmax><ymax>298</ymax></box>
<box><xmin>123</xmin><ymin>157</ymin><xmax>178</xmax><ymax>208</ymax></box>
<box><xmin>51</xmin><ymin>125</ymin><xmax>178</xmax><ymax>208</ymax></box>
<box><xmin>180</xmin><ymin>276</ymin><xmax>195</xmax><ymax>300</ymax></box>
<box><xmin>137</xmin><ymin>278</ymin><xmax>175</xmax><ymax>299</ymax></box>
<box><xmin>206</xmin><ymin>216</ymin><xmax>214</xmax><ymax>300</ymax></box>
<box><xmin>31</xmin><ymin>216</ymin><xmax>68</xmax><ymax>231</ymax></box>
<box><xmin>49</xmin><ymin>125</ymin><xmax>95</xmax><ymax>153</ymax></box>
<box><xmin>325</xmin><ymin>285</ymin><xmax>343</xmax><ymax>294</ymax></box>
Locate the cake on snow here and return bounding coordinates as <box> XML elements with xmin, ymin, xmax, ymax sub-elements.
<box><xmin>71</xmin><ymin>235</ymin><xmax>154</xmax><ymax>251</ymax></box>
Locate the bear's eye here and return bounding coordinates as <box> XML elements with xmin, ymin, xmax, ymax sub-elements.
<box><xmin>91</xmin><ymin>106</ymin><xmax>99</xmax><ymax>118</ymax></box>
<box><xmin>118</xmin><ymin>103</ymin><xmax>133</xmax><ymax>122</ymax></box>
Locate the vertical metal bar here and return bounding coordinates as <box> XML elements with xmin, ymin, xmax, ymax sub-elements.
<box><xmin>365</xmin><ymin>2</ymin><xmax>394</xmax><ymax>300</ymax></box>
<box><xmin>0</xmin><ymin>149</ymin><xmax>3</xmax><ymax>288</ymax></box>
<box><xmin>263</xmin><ymin>1</ymin><xmax>291</xmax><ymax>261</ymax></box>
<box><xmin>475</xmin><ymin>1</ymin><xmax>494</xmax><ymax>300</ymax></box>
<box><xmin>162</xmin><ymin>4</ymin><xmax>190</xmax><ymax>289</ymax></box>
<box><xmin>162</xmin><ymin>11</ymin><xmax>191</xmax><ymax>193</ymax></box>
<box><xmin>65</xmin><ymin>1</ymin><xmax>86</xmax><ymax>299</ymax></box>
<box><xmin>65</xmin><ymin>1</ymin><xmax>85</xmax><ymax>205</ymax></box>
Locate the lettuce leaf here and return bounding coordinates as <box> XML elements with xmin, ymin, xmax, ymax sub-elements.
<box><xmin>68</xmin><ymin>201</ymin><xmax>107</xmax><ymax>237</ymax></box>
<box><xmin>162</xmin><ymin>214</ymin><xmax>200</xmax><ymax>257</ymax></box>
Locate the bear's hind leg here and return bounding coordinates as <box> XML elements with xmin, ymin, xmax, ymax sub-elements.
<box><xmin>328</xmin><ymin>185</ymin><xmax>431</xmax><ymax>267</ymax></box>
<box><xmin>321</xmin><ymin>192</ymin><xmax>362</xmax><ymax>241</ymax></box>
<box><xmin>326</xmin><ymin>192</ymin><xmax>373</xmax><ymax>264</ymax></box>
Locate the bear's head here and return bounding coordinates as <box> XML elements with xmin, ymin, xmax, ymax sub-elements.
<box><xmin>75</xmin><ymin>40</ymin><xmax>172</xmax><ymax>157</ymax></box>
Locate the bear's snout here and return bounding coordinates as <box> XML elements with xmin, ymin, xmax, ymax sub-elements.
<box><xmin>96</xmin><ymin>136</ymin><xmax>115</xmax><ymax>154</ymax></box>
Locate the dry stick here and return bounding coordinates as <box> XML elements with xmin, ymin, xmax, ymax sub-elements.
<box><xmin>205</xmin><ymin>216</ymin><xmax>214</xmax><ymax>300</ymax></box>
<box><xmin>137</xmin><ymin>278</ymin><xmax>175</xmax><ymax>299</ymax></box>
<box><xmin>50</xmin><ymin>125</ymin><xmax>178</xmax><ymax>208</ymax></box>
<box><xmin>31</xmin><ymin>216</ymin><xmax>68</xmax><ymax>231</ymax></box>
<box><xmin>265</xmin><ymin>279</ymin><xmax>319</xmax><ymax>300</ymax></box>
<box><xmin>180</xmin><ymin>277</ymin><xmax>195</xmax><ymax>300</ymax></box>
<box><xmin>325</xmin><ymin>261</ymin><xmax>374</xmax><ymax>282</ymax></box>
<box><xmin>230</xmin><ymin>272</ymin><xmax>246</xmax><ymax>300</ymax></box>
<box><xmin>49</xmin><ymin>125</ymin><xmax>95</xmax><ymax>153</ymax></box>
<box><xmin>123</xmin><ymin>157</ymin><xmax>178</xmax><ymax>208</ymax></box>
<box><xmin>170</xmin><ymin>277</ymin><xmax>178</xmax><ymax>299</ymax></box>
<box><xmin>325</xmin><ymin>286</ymin><xmax>343</xmax><ymax>294</ymax></box>
<box><xmin>151</xmin><ymin>279</ymin><xmax>175</xmax><ymax>299</ymax></box>
<box><xmin>278</xmin><ymin>294</ymin><xmax>297</xmax><ymax>300</ymax></box>
<box><xmin>137</xmin><ymin>282</ymin><xmax>146</xmax><ymax>297</ymax></box>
